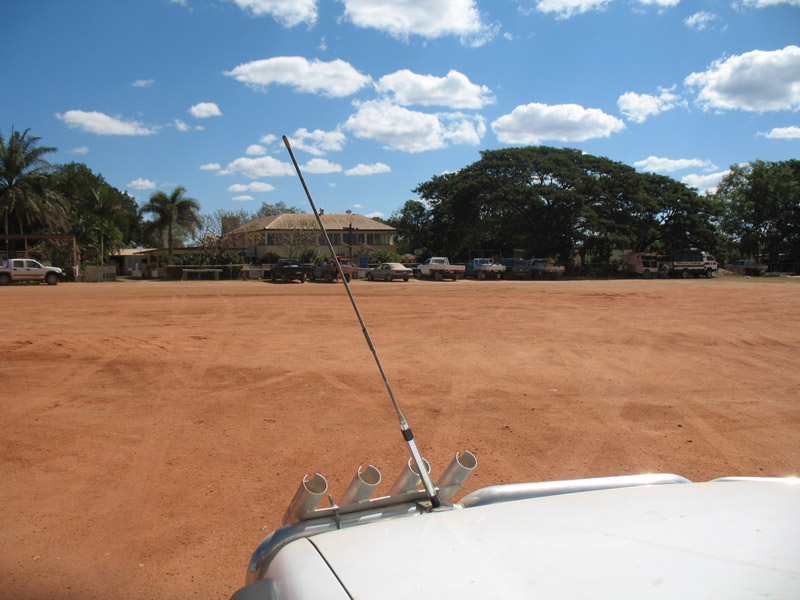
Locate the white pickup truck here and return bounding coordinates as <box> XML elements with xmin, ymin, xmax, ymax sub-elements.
<box><xmin>414</xmin><ymin>257</ymin><xmax>466</xmax><ymax>281</ymax></box>
<box><xmin>0</xmin><ymin>258</ymin><xmax>63</xmax><ymax>285</ymax></box>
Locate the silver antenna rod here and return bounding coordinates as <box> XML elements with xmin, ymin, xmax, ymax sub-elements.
<box><xmin>282</xmin><ymin>135</ymin><xmax>441</xmax><ymax>508</ymax></box>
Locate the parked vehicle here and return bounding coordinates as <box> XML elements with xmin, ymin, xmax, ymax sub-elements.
<box><xmin>269</xmin><ymin>258</ymin><xmax>309</xmax><ymax>283</ymax></box>
<box><xmin>725</xmin><ymin>259</ymin><xmax>769</xmax><ymax>276</ymax></box>
<box><xmin>0</xmin><ymin>258</ymin><xmax>63</xmax><ymax>285</ymax></box>
<box><xmin>465</xmin><ymin>258</ymin><xmax>505</xmax><ymax>280</ymax></box>
<box><xmin>310</xmin><ymin>258</ymin><xmax>358</xmax><ymax>282</ymax></box>
<box><xmin>621</xmin><ymin>253</ymin><xmax>663</xmax><ymax>279</ymax></box>
<box><xmin>367</xmin><ymin>262</ymin><xmax>412</xmax><ymax>282</ymax></box>
<box><xmin>528</xmin><ymin>258</ymin><xmax>565</xmax><ymax>279</ymax></box>
<box><xmin>660</xmin><ymin>251</ymin><xmax>718</xmax><ymax>279</ymax></box>
<box><xmin>499</xmin><ymin>258</ymin><xmax>533</xmax><ymax>279</ymax></box>
<box><xmin>414</xmin><ymin>257</ymin><xmax>465</xmax><ymax>281</ymax></box>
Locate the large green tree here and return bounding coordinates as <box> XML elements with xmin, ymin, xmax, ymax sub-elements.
<box><xmin>141</xmin><ymin>186</ymin><xmax>201</xmax><ymax>255</ymax></box>
<box><xmin>715</xmin><ymin>160</ymin><xmax>800</xmax><ymax>264</ymax></box>
<box><xmin>51</xmin><ymin>162</ymin><xmax>140</xmax><ymax>264</ymax></box>
<box><xmin>407</xmin><ymin>146</ymin><xmax>715</xmax><ymax>265</ymax></box>
<box><xmin>0</xmin><ymin>127</ymin><xmax>66</xmax><ymax>236</ymax></box>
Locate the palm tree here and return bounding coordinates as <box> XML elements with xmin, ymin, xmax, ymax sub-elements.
<box><xmin>141</xmin><ymin>186</ymin><xmax>201</xmax><ymax>255</ymax></box>
<box><xmin>0</xmin><ymin>127</ymin><xmax>66</xmax><ymax>236</ymax></box>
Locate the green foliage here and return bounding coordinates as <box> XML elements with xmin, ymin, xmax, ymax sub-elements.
<box><xmin>299</xmin><ymin>247</ymin><xmax>320</xmax><ymax>263</ymax></box>
<box><xmin>0</xmin><ymin>127</ymin><xmax>66</xmax><ymax>236</ymax></box>
<box><xmin>255</xmin><ymin>201</ymin><xmax>303</xmax><ymax>217</ymax></box>
<box><xmin>714</xmin><ymin>160</ymin><xmax>800</xmax><ymax>264</ymax></box>
<box><xmin>409</xmin><ymin>146</ymin><xmax>719</xmax><ymax>264</ymax></box>
<box><xmin>368</xmin><ymin>248</ymin><xmax>403</xmax><ymax>264</ymax></box>
<box><xmin>140</xmin><ymin>186</ymin><xmax>201</xmax><ymax>255</ymax></box>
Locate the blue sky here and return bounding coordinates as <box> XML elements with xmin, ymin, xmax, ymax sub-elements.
<box><xmin>4</xmin><ymin>0</ymin><xmax>799</xmax><ymax>220</ymax></box>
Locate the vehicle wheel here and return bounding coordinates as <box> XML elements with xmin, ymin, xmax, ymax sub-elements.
<box><xmin>414</xmin><ymin>270</ymin><xmax>421</xmax><ymax>279</ymax></box>
<box><xmin>367</xmin><ymin>273</ymin><xmax>373</xmax><ymax>281</ymax></box>
<box><xmin>452</xmin><ymin>273</ymin><xmax>460</xmax><ymax>281</ymax></box>
<box><xmin>641</xmin><ymin>270</ymin><xmax>651</xmax><ymax>279</ymax></box>
<box><xmin>310</xmin><ymin>272</ymin><xmax>316</xmax><ymax>281</ymax></box>
<box><xmin>282</xmin><ymin>273</ymin><xmax>289</xmax><ymax>283</ymax></box>
<box><xmin>344</xmin><ymin>274</ymin><xmax>351</xmax><ymax>282</ymax></box>
<box><xmin>477</xmin><ymin>271</ymin><xmax>485</xmax><ymax>280</ymax></box>
<box><xmin>705</xmin><ymin>269</ymin><xmax>713</xmax><ymax>278</ymax></box>
<box><xmin>386</xmin><ymin>274</ymin><xmax>393</xmax><ymax>282</ymax></box>
<box><xmin>403</xmin><ymin>277</ymin><xmax>409</xmax><ymax>282</ymax></box>
<box><xmin>299</xmin><ymin>274</ymin><xmax>306</xmax><ymax>283</ymax></box>
<box><xmin>45</xmin><ymin>273</ymin><xmax>58</xmax><ymax>285</ymax></box>
<box><xmin>0</xmin><ymin>273</ymin><xmax>11</xmax><ymax>286</ymax></box>
<box><xmin>270</xmin><ymin>272</ymin><xmax>276</xmax><ymax>282</ymax></box>
<box><xmin>681</xmin><ymin>269</ymin><xmax>689</xmax><ymax>279</ymax></box>
<box><xmin>434</xmin><ymin>270</ymin><xmax>443</xmax><ymax>281</ymax></box>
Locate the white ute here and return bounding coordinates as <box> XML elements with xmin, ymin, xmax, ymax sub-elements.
<box><xmin>0</xmin><ymin>258</ymin><xmax>63</xmax><ymax>285</ymax></box>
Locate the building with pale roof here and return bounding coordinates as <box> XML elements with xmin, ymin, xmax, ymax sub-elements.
<box><xmin>223</xmin><ymin>213</ymin><xmax>397</xmax><ymax>262</ymax></box>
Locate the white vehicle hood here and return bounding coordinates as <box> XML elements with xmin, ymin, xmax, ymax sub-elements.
<box><xmin>280</xmin><ymin>479</ymin><xmax>800</xmax><ymax>599</ymax></box>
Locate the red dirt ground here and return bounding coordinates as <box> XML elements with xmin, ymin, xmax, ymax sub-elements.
<box><xmin>1</xmin><ymin>277</ymin><xmax>798</xmax><ymax>599</ymax></box>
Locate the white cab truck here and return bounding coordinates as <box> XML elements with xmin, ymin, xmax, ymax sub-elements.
<box><xmin>661</xmin><ymin>251</ymin><xmax>718</xmax><ymax>279</ymax></box>
<box><xmin>414</xmin><ymin>257</ymin><xmax>466</xmax><ymax>280</ymax></box>
<box><xmin>464</xmin><ymin>258</ymin><xmax>505</xmax><ymax>280</ymax></box>
<box><xmin>0</xmin><ymin>258</ymin><xmax>63</xmax><ymax>285</ymax></box>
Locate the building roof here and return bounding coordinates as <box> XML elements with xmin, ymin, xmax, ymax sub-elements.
<box><xmin>228</xmin><ymin>213</ymin><xmax>395</xmax><ymax>235</ymax></box>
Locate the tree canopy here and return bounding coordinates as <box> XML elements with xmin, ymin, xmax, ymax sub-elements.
<box><xmin>396</xmin><ymin>146</ymin><xmax>722</xmax><ymax>265</ymax></box>
<box><xmin>0</xmin><ymin>127</ymin><xmax>66</xmax><ymax>236</ymax></box>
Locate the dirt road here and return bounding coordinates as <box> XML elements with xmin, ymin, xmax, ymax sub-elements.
<box><xmin>1</xmin><ymin>277</ymin><xmax>798</xmax><ymax>599</ymax></box>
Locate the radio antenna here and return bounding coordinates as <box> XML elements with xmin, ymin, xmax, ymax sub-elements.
<box><xmin>283</xmin><ymin>135</ymin><xmax>441</xmax><ymax>509</ymax></box>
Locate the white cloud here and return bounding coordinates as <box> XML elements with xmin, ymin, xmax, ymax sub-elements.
<box><xmin>246</xmin><ymin>144</ymin><xmax>267</xmax><ymax>155</ymax></box>
<box><xmin>174</xmin><ymin>119</ymin><xmax>191</xmax><ymax>132</ymax></box>
<box><xmin>366</xmin><ymin>211</ymin><xmax>385</xmax><ymax>218</ymax></box>
<box><xmin>226</xmin><ymin>0</ymin><xmax>317</xmax><ymax>27</ymax></box>
<box><xmin>736</xmin><ymin>0</ymin><xmax>800</xmax><ymax>7</ymax></box>
<box><xmin>224</xmin><ymin>57</ymin><xmax>371</xmax><ymax>98</ymax></box>
<box><xmin>685</xmin><ymin>45</ymin><xmax>800</xmax><ymax>112</ymax></box>
<box><xmin>127</xmin><ymin>178</ymin><xmax>157</xmax><ymax>190</ymax></box>
<box><xmin>56</xmin><ymin>110</ymin><xmax>157</xmax><ymax>135</ymax></box>
<box><xmin>341</xmin><ymin>0</ymin><xmax>495</xmax><ymax>46</ymax></box>
<box><xmin>71</xmin><ymin>146</ymin><xmax>89</xmax><ymax>154</ymax></box>
<box><xmin>287</xmin><ymin>128</ymin><xmax>346</xmax><ymax>155</ymax></box>
<box><xmin>259</xmin><ymin>134</ymin><xmax>278</xmax><ymax>145</ymax></box>
<box><xmin>536</xmin><ymin>0</ymin><xmax>678</xmax><ymax>18</ymax></box>
<box><xmin>221</xmin><ymin>156</ymin><xmax>295</xmax><ymax>178</ymax></box>
<box><xmin>682</xmin><ymin>170</ymin><xmax>730</xmax><ymax>194</ymax></box>
<box><xmin>303</xmin><ymin>158</ymin><xmax>342</xmax><ymax>174</ymax></box>
<box><xmin>492</xmin><ymin>102</ymin><xmax>625</xmax><ymax>144</ymax></box>
<box><xmin>188</xmin><ymin>102</ymin><xmax>222</xmax><ymax>118</ymax></box>
<box><xmin>200</xmin><ymin>163</ymin><xmax>221</xmax><ymax>170</ymax></box>
<box><xmin>345</xmin><ymin>162</ymin><xmax>391</xmax><ymax>176</ymax></box>
<box><xmin>634</xmin><ymin>156</ymin><xmax>716</xmax><ymax>172</ymax></box>
<box><xmin>759</xmin><ymin>125</ymin><xmax>800</xmax><ymax>139</ymax></box>
<box><xmin>684</xmin><ymin>11</ymin><xmax>720</xmax><ymax>31</ymax></box>
<box><xmin>228</xmin><ymin>182</ymin><xmax>276</xmax><ymax>192</ymax></box>
<box><xmin>132</xmin><ymin>79</ymin><xmax>154</xmax><ymax>88</ymax></box>
<box><xmin>618</xmin><ymin>88</ymin><xmax>685</xmax><ymax>123</ymax></box>
<box><xmin>375</xmin><ymin>69</ymin><xmax>494</xmax><ymax>109</ymax></box>
<box><xmin>344</xmin><ymin>100</ymin><xmax>486</xmax><ymax>152</ymax></box>
<box><xmin>232</xmin><ymin>195</ymin><xmax>255</xmax><ymax>202</ymax></box>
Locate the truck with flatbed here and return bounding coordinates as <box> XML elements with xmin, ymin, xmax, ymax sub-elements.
<box><xmin>528</xmin><ymin>258</ymin><xmax>565</xmax><ymax>279</ymax></box>
<box><xmin>498</xmin><ymin>258</ymin><xmax>533</xmax><ymax>279</ymax></box>
<box><xmin>724</xmin><ymin>259</ymin><xmax>769</xmax><ymax>276</ymax></box>
<box><xmin>269</xmin><ymin>258</ymin><xmax>310</xmax><ymax>283</ymax></box>
<box><xmin>464</xmin><ymin>258</ymin><xmax>505</xmax><ymax>280</ymax></box>
<box><xmin>0</xmin><ymin>258</ymin><xmax>63</xmax><ymax>285</ymax></box>
<box><xmin>309</xmin><ymin>258</ymin><xmax>358</xmax><ymax>282</ymax></box>
<box><xmin>414</xmin><ymin>257</ymin><xmax>465</xmax><ymax>281</ymax></box>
